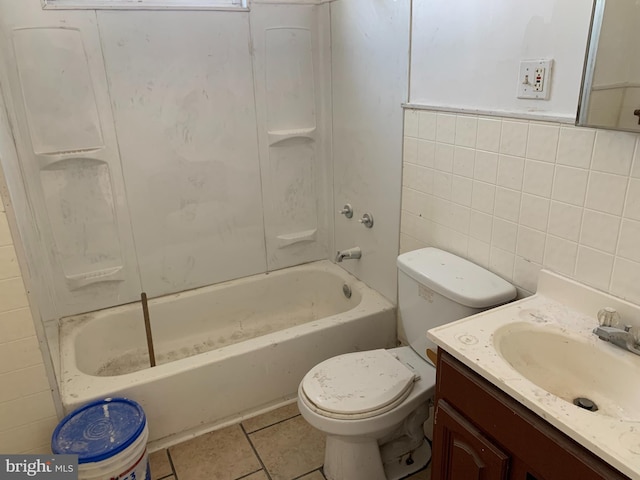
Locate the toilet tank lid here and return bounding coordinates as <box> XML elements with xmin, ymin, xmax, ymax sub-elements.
<box><xmin>397</xmin><ymin>248</ymin><xmax>516</xmax><ymax>308</ymax></box>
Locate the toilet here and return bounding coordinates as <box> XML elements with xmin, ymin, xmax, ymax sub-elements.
<box><xmin>297</xmin><ymin>248</ymin><xmax>516</xmax><ymax>480</ymax></box>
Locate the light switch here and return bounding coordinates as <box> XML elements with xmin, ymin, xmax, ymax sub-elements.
<box><xmin>517</xmin><ymin>59</ymin><xmax>553</xmax><ymax>100</ymax></box>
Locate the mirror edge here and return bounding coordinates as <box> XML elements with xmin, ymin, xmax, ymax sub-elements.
<box><xmin>577</xmin><ymin>0</ymin><xmax>605</xmax><ymax>126</ymax></box>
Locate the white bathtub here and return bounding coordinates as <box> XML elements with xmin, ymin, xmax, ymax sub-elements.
<box><xmin>59</xmin><ymin>260</ymin><xmax>396</xmax><ymax>447</ymax></box>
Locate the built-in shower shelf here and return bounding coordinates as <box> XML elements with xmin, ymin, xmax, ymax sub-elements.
<box><xmin>268</xmin><ymin>127</ymin><xmax>316</xmax><ymax>146</ymax></box>
<box><xmin>276</xmin><ymin>229</ymin><xmax>317</xmax><ymax>248</ymax></box>
<box><xmin>65</xmin><ymin>266</ymin><xmax>124</xmax><ymax>290</ymax></box>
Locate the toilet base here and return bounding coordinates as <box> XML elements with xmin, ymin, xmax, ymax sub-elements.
<box><xmin>384</xmin><ymin>440</ymin><xmax>431</xmax><ymax>480</ymax></box>
<box><xmin>323</xmin><ymin>435</ymin><xmax>431</xmax><ymax>480</ymax></box>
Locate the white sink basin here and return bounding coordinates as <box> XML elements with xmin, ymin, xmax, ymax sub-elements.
<box><xmin>428</xmin><ymin>269</ymin><xmax>640</xmax><ymax>478</ymax></box>
<box><xmin>493</xmin><ymin>321</ymin><xmax>640</xmax><ymax>421</ymax></box>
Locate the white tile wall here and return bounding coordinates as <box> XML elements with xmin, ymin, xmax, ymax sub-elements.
<box><xmin>401</xmin><ymin>109</ymin><xmax>640</xmax><ymax>303</ymax></box>
<box><xmin>0</xmin><ymin>196</ymin><xmax>56</xmax><ymax>453</ymax></box>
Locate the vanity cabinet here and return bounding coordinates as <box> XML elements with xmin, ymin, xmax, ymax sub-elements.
<box><xmin>431</xmin><ymin>350</ymin><xmax>630</xmax><ymax>480</ymax></box>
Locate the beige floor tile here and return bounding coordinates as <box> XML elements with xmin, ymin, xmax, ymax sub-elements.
<box><xmin>149</xmin><ymin>450</ymin><xmax>173</xmax><ymax>479</ymax></box>
<box><xmin>250</xmin><ymin>416</ymin><xmax>325</xmax><ymax>480</ymax></box>
<box><xmin>405</xmin><ymin>462</ymin><xmax>432</xmax><ymax>479</ymax></box>
<box><xmin>242</xmin><ymin>403</ymin><xmax>300</xmax><ymax>433</ymax></box>
<box><xmin>240</xmin><ymin>471</ymin><xmax>269</xmax><ymax>480</ymax></box>
<box><xmin>169</xmin><ymin>424</ymin><xmax>261</xmax><ymax>480</ymax></box>
<box><xmin>297</xmin><ymin>470</ymin><xmax>325</xmax><ymax>480</ymax></box>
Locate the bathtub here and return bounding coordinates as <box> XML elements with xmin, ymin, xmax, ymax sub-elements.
<box><xmin>59</xmin><ymin>260</ymin><xmax>396</xmax><ymax>447</ymax></box>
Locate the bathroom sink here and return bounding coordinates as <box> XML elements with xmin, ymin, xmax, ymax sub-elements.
<box><xmin>493</xmin><ymin>322</ymin><xmax>640</xmax><ymax>421</ymax></box>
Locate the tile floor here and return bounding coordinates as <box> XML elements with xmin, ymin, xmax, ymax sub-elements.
<box><xmin>149</xmin><ymin>403</ymin><xmax>432</xmax><ymax>480</ymax></box>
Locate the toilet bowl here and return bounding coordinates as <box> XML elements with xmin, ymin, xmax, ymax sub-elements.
<box><xmin>298</xmin><ymin>346</ymin><xmax>436</xmax><ymax>480</ymax></box>
<box><xmin>297</xmin><ymin>248</ymin><xmax>517</xmax><ymax>480</ymax></box>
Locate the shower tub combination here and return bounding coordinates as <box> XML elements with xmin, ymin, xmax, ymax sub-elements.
<box><xmin>59</xmin><ymin>260</ymin><xmax>395</xmax><ymax>446</ymax></box>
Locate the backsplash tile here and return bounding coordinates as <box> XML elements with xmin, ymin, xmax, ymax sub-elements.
<box><xmin>418</xmin><ymin>111</ymin><xmax>437</xmax><ymax>141</ymax></box>
<box><xmin>453</xmin><ymin>147</ymin><xmax>475</xmax><ymax>177</ymax></box>
<box><xmin>556</xmin><ymin>126</ymin><xmax>595</xmax><ymax>168</ymax></box>
<box><xmin>519</xmin><ymin>194</ymin><xmax>549</xmax><ymax>232</ymax></box>
<box><xmin>418</xmin><ymin>140</ymin><xmax>436</xmax><ymax>167</ymax></box>
<box><xmin>454</xmin><ymin>115</ymin><xmax>478</xmax><ymax>148</ymax></box>
<box><xmin>435</xmin><ymin>113</ymin><xmax>456</xmax><ymax>143</ymax></box>
<box><xmin>543</xmin><ymin>235</ymin><xmax>578</xmax><ymax>277</ymax></box>
<box><xmin>494</xmin><ymin>187</ymin><xmax>521</xmax><ymax>222</ymax></box>
<box><xmin>591</xmin><ymin>129</ymin><xmax>636</xmax><ymax>175</ymax></box>
<box><xmin>401</xmin><ymin>109</ymin><xmax>640</xmax><ymax>303</ymax></box>
<box><xmin>575</xmin><ymin>246</ymin><xmax>614</xmax><ymax>291</ymax></box>
<box><xmin>585</xmin><ymin>171</ymin><xmax>628</xmax><ymax>215</ymax></box>
<box><xmin>625</xmin><ymin>179</ymin><xmax>640</xmax><ymax>220</ymax></box>
<box><xmin>499</xmin><ymin>120</ymin><xmax>528</xmax><ymax>157</ymax></box>
<box><xmin>526</xmin><ymin>122</ymin><xmax>559</xmax><ymax>163</ymax></box>
<box><xmin>497</xmin><ymin>155</ymin><xmax>525</xmax><ymax>190</ymax></box>
<box><xmin>618</xmin><ymin>219</ymin><xmax>640</xmax><ymax>262</ymax></box>
<box><xmin>523</xmin><ymin>159</ymin><xmax>554</xmax><ymax>197</ymax></box>
<box><xmin>580</xmin><ymin>210</ymin><xmax>620</xmax><ymax>253</ymax></box>
<box><xmin>548</xmin><ymin>201</ymin><xmax>582</xmax><ymax>242</ymax></box>
<box><xmin>476</xmin><ymin>117</ymin><xmax>501</xmax><ymax>153</ymax></box>
<box><xmin>474</xmin><ymin>151</ymin><xmax>498</xmax><ymax>183</ymax></box>
<box><xmin>552</xmin><ymin>165</ymin><xmax>588</xmax><ymax>206</ymax></box>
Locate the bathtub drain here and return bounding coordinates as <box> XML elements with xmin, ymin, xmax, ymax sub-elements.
<box><xmin>342</xmin><ymin>283</ymin><xmax>352</xmax><ymax>299</ymax></box>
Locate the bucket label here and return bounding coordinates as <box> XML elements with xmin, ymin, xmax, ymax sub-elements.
<box><xmin>0</xmin><ymin>455</ymin><xmax>78</xmax><ymax>480</ymax></box>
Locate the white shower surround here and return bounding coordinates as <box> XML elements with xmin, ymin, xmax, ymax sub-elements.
<box><xmin>59</xmin><ymin>261</ymin><xmax>395</xmax><ymax>447</ymax></box>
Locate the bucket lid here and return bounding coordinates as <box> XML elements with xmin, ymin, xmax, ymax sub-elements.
<box><xmin>51</xmin><ymin>398</ymin><xmax>146</xmax><ymax>464</ymax></box>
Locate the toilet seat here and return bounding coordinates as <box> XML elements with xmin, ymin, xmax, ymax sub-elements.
<box><xmin>300</xmin><ymin>349</ymin><xmax>417</xmax><ymax>420</ymax></box>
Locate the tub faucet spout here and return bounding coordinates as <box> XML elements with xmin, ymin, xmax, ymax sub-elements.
<box><xmin>335</xmin><ymin>247</ymin><xmax>362</xmax><ymax>263</ymax></box>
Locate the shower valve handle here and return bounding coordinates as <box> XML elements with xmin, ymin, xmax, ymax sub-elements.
<box><xmin>339</xmin><ymin>204</ymin><xmax>353</xmax><ymax>219</ymax></box>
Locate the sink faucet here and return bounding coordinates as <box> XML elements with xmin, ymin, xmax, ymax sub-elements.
<box><xmin>593</xmin><ymin>325</ymin><xmax>640</xmax><ymax>356</ymax></box>
<box><xmin>335</xmin><ymin>247</ymin><xmax>362</xmax><ymax>263</ymax></box>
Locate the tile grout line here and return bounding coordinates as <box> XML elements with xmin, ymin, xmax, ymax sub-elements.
<box><xmin>290</xmin><ymin>467</ymin><xmax>326</xmax><ymax>480</ymax></box>
<box><xmin>241</xmin><ymin>423</ymin><xmax>274</xmax><ymax>480</ymax></box>
<box><xmin>235</xmin><ymin>468</ymin><xmax>267</xmax><ymax>480</ymax></box>
<box><xmin>245</xmin><ymin>413</ymin><xmax>301</xmax><ymax>435</ymax></box>
<box><xmin>156</xmin><ymin>474</ymin><xmax>175</xmax><ymax>480</ymax></box>
<box><xmin>166</xmin><ymin>448</ymin><xmax>179</xmax><ymax>480</ymax></box>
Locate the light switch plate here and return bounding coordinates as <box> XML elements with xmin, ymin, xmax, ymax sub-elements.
<box><xmin>517</xmin><ymin>59</ymin><xmax>553</xmax><ymax>100</ymax></box>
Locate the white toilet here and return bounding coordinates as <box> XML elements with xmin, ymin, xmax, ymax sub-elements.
<box><xmin>297</xmin><ymin>248</ymin><xmax>516</xmax><ymax>480</ymax></box>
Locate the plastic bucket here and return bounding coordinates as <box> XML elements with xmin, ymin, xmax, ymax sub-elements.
<box><xmin>51</xmin><ymin>398</ymin><xmax>150</xmax><ymax>480</ymax></box>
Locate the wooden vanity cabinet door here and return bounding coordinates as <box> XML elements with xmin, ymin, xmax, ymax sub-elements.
<box><xmin>434</xmin><ymin>350</ymin><xmax>630</xmax><ymax>480</ymax></box>
<box><xmin>432</xmin><ymin>399</ymin><xmax>510</xmax><ymax>480</ymax></box>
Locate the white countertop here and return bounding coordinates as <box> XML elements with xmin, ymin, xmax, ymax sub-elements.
<box><xmin>427</xmin><ymin>270</ymin><xmax>640</xmax><ymax>479</ymax></box>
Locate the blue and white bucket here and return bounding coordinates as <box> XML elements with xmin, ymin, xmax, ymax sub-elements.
<box><xmin>51</xmin><ymin>398</ymin><xmax>150</xmax><ymax>480</ymax></box>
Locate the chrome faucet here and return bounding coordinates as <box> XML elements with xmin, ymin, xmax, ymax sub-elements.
<box><xmin>593</xmin><ymin>325</ymin><xmax>640</xmax><ymax>356</ymax></box>
<box><xmin>335</xmin><ymin>247</ymin><xmax>362</xmax><ymax>263</ymax></box>
<box><xmin>593</xmin><ymin>307</ymin><xmax>640</xmax><ymax>356</ymax></box>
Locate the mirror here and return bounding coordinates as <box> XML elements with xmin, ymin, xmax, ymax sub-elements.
<box><xmin>579</xmin><ymin>0</ymin><xmax>640</xmax><ymax>132</ymax></box>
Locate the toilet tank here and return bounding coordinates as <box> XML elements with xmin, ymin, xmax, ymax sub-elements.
<box><xmin>397</xmin><ymin>248</ymin><xmax>516</xmax><ymax>363</ymax></box>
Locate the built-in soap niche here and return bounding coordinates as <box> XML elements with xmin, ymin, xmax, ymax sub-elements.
<box><xmin>264</xmin><ymin>25</ymin><xmax>320</xmax><ymax>261</ymax></box>
<box><xmin>12</xmin><ymin>26</ymin><xmax>132</xmax><ymax>307</ymax></box>
<box><xmin>13</xmin><ymin>27</ymin><xmax>104</xmax><ymax>155</ymax></box>
<box><xmin>40</xmin><ymin>158</ymin><xmax>124</xmax><ymax>291</ymax></box>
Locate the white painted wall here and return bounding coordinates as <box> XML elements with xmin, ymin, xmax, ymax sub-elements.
<box><xmin>331</xmin><ymin>0</ymin><xmax>410</xmax><ymax>302</ymax></box>
<box><xmin>410</xmin><ymin>0</ymin><xmax>593</xmax><ymax>120</ymax></box>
